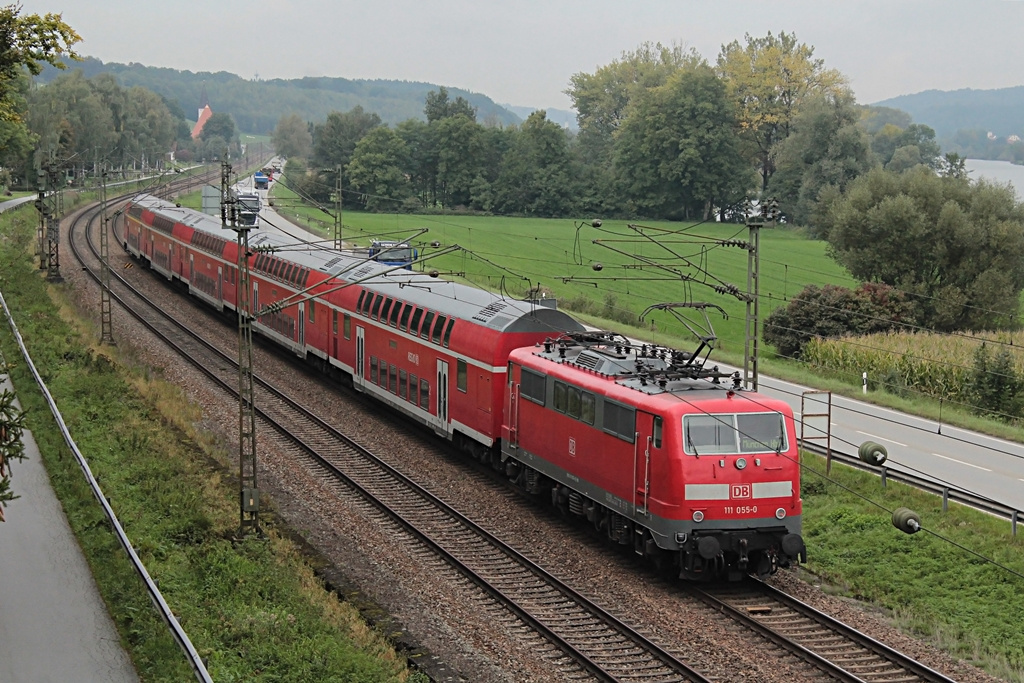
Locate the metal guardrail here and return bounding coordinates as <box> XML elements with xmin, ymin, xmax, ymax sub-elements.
<box><xmin>0</xmin><ymin>289</ymin><xmax>213</xmax><ymax>683</ymax></box>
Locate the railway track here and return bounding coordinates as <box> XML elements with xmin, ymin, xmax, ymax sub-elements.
<box><xmin>69</xmin><ymin>195</ymin><xmax>712</xmax><ymax>682</ymax></box>
<box><xmin>688</xmin><ymin>578</ymin><xmax>957</xmax><ymax>683</ymax></box>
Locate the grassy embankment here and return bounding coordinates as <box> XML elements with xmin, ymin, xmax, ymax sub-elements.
<box><xmin>263</xmin><ymin>183</ymin><xmax>1024</xmax><ymax>679</ymax></box>
<box><xmin>0</xmin><ymin>201</ymin><xmax>426</xmax><ymax>681</ymax></box>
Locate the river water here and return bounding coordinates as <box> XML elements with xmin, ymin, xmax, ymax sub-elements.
<box><xmin>964</xmin><ymin>158</ymin><xmax>1024</xmax><ymax>200</ymax></box>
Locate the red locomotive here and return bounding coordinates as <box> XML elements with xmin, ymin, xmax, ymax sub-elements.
<box><xmin>121</xmin><ymin>193</ymin><xmax>805</xmax><ymax>579</ymax></box>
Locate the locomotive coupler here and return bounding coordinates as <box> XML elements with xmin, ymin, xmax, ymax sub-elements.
<box><xmin>737</xmin><ymin>537</ymin><xmax>749</xmax><ymax>569</ymax></box>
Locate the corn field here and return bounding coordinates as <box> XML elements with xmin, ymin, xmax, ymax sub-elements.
<box><xmin>803</xmin><ymin>330</ymin><xmax>1024</xmax><ymax>402</ymax></box>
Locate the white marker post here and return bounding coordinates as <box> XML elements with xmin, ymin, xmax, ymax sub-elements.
<box><xmin>863</xmin><ymin>371</ymin><xmax>868</xmax><ymax>394</ymax></box>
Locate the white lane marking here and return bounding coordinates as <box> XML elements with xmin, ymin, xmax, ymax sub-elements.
<box><xmin>932</xmin><ymin>453</ymin><xmax>992</xmax><ymax>471</ymax></box>
<box><xmin>855</xmin><ymin>431</ymin><xmax>906</xmax><ymax>447</ymax></box>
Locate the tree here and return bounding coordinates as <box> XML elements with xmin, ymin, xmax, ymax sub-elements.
<box><xmin>0</xmin><ymin>6</ymin><xmax>80</xmax><ymax>122</ymax></box>
<box><xmin>823</xmin><ymin>166</ymin><xmax>1024</xmax><ymax>331</ymax></box>
<box><xmin>198</xmin><ymin>111</ymin><xmax>239</xmax><ymax>160</ymax></box>
<box><xmin>272</xmin><ymin>113</ymin><xmax>312</xmax><ymax>159</ymax></box>
<box><xmin>0</xmin><ymin>382</ymin><xmax>28</xmax><ymax>521</ymax></box>
<box><xmin>434</xmin><ymin>114</ymin><xmax>482</xmax><ymax>208</ymax></box>
<box><xmin>613</xmin><ymin>65</ymin><xmax>752</xmax><ymax>220</ymax></box>
<box><xmin>566</xmin><ymin>40</ymin><xmax>701</xmax><ymax>201</ymax></box>
<box><xmin>870</xmin><ymin>122</ymin><xmax>940</xmax><ymax>169</ymax></box>
<box><xmin>312</xmin><ymin>106</ymin><xmax>381</xmax><ymax>196</ymax></box>
<box><xmin>763</xmin><ymin>282</ymin><xmax>917</xmax><ymax>358</ymax></box>
<box><xmin>492</xmin><ymin>111</ymin><xmax>577</xmax><ymax>216</ymax></box>
<box><xmin>716</xmin><ymin>31</ymin><xmax>847</xmax><ymax>192</ymax></box>
<box><xmin>938</xmin><ymin>152</ymin><xmax>968</xmax><ymax>180</ymax></box>
<box><xmin>424</xmin><ymin>86</ymin><xmax>476</xmax><ymax>123</ymax></box>
<box><xmin>968</xmin><ymin>343</ymin><xmax>1023</xmax><ymax>420</ymax></box>
<box><xmin>347</xmin><ymin>126</ymin><xmax>410</xmax><ymax>211</ymax></box>
<box><xmin>769</xmin><ymin>91</ymin><xmax>873</xmax><ymax>230</ymax></box>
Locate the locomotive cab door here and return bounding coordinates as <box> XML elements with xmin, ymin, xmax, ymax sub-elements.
<box><xmin>435</xmin><ymin>359</ymin><xmax>450</xmax><ymax>437</ymax></box>
<box><xmin>354</xmin><ymin>326</ymin><xmax>365</xmax><ymax>391</ymax></box>
<box><xmin>297</xmin><ymin>302</ymin><xmax>305</xmax><ymax>354</ymax></box>
<box><xmin>633</xmin><ymin>411</ymin><xmax>660</xmax><ymax>517</ymax></box>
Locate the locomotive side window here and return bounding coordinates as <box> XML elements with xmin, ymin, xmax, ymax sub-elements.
<box><xmin>419</xmin><ymin>379</ymin><xmax>430</xmax><ymax>410</ymax></box>
<box><xmin>389</xmin><ymin>365</ymin><xmax>398</xmax><ymax>394</ymax></box>
<box><xmin>581</xmin><ymin>392</ymin><xmax>596</xmax><ymax>425</ymax></box>
<box><xmin>343</xmin><ymin>314</ymin><xmax>351</xmax><ymax>340</ymax></box>
<box><xmin>442</xmin><ymin>319</ymin><xmax>455</xmax><ymax>347</ymax></box>
<box><xmin>520</xmin><ymin>368</ymin><xmax>546</xmax><ymax>404</ymax></box>
<box><xmin>457</xmin><ymin>359</ymin><xmax>467</xmax><ymax>392</ymax></box>
<box><xmin>370</xmin><ymin>356</ymin><xmax>379</xmax><ymax>384</ymax></box>
<box><xmin>420</xmin><ymin>311</ymin><xmax>435</xmax><ymax>339</ymax></box>
<box><xmin>399</xmin><ymin>369</ymin><xmax>408</xmax><ymax>399</ymax></box>
<box><xmin>602</xmin><ymin>401</ymin><xmax>636</xmax><ymax>443</ymax></box>
<box><xmin>737</xmin><ymin>413</ymin><xmax>786</xmax><ymax>453</ymax></box>
<box><xmin>431</xmin><ymin>316</ymin><xmax>446</xmax><ymax>343</ymax></box>
<box><xmin>370</xmin><ymin>294</ymin><xmax>383</xmax><ymax>319</ymax></box>
<box><xmin>381</xmin><ymin>298</ymin><xmax>393</xmax><ymax>322</ymax></box>
<box><xmin>332</xmin><ymin>310</ymin><xmax>338</xmax><ymax>335</ymax></box>
<box><xmin>553</xmin><ymin>382</ymin><xmax>567</xmax><ymax>412</ymax></box>
<box><xmin>567</xmin><ymin>387</ymin><xmax>582</xmax><ymax>419</ymax></box>
<box><xmin>410</xmin><ymin>374</ymin><xmax>419</xmax><ymax>404</ymax></box>
<box><xmin>410</xmin><ymin>308</ymin><xmax>423</xmax><ymax>335</ymax></box>
<box><xmin>399</xmin><ymin>305</ymin><xmax>412</xmax><ymax>331</ymax></box>
<box><xmin>309</xmin><ymin>300</ymin><xmax>315</xmax><ymax>323</ymax></box>
<box><xmin>357</xmin><ymin>291</ymin><xmax>366</xmax><ymax>312</ymax></box>
<box><xmin>653</xmin><ymin>416</ymin><xmax>663</xmax><ymax>448</ymax></box>
<box><xmin>389</xmin><ymin>301</ymin><xmax>402</xmax><ymax>327</ymax></box>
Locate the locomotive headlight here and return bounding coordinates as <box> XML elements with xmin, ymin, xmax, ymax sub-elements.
<box><xmin>692</xmin><ymin>510</ymin><xmax>705</xmax><ymax>523</ymax></box>
<box><xmin>735</xmin><ymin>457</ymin><xmax>747</xmax><ymax>470</ymax></box>
<box><xmin>775</xmin><ymin>507</ymin><xmax>786</xmax><ymax>520</ymax></box>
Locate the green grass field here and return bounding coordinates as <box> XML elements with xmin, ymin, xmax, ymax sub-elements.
<box><xmin>268</xmin><ymin>182</ymin><xmax>857</xmax><ymax>355</ymax></box>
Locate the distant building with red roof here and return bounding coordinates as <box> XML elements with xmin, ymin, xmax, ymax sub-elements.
<box><xmin>190</xmin><ymin>85</ymin><xmax>212</xmax><ymax>140</ymax></box>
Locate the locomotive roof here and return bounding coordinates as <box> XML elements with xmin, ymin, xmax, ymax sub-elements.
<box><xmin>519</xmin><ymin>333</ymin><xmax>743</xmax><ymax>397</ymax></box>
<box><xmin>130</xmin><ymin>194</ymin><xmax>586</xmax><ymax>336</ymax></box>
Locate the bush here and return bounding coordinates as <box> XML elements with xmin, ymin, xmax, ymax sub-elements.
<box><xmin>764</xmin><ymin>282</ymin><xmax>917</xmax><ymax>358</ymax></box>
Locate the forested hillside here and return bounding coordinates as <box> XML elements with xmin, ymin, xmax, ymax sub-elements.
<box><xmin>874</xmin><ymin>86</ymin><xmax>1024</xmax><ymax>139</ymax></box>
<box><xmin>34</xmin><ymin>57</ymin><xmax>522</xmax><ymax>133</ymax></box>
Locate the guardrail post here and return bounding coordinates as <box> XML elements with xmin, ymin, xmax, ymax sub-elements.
<box><xmin>942</xmin><ymin>488</ymin><xmax>948</xmax><ymax>512</ymax></box>
<box><xmin>880</xmin><ymin>466</ymin><xmax>887</xmax><ymax>488</ymax></box>
<box><xmin>1013</xmin><ymin>510</ymin><xmax>1018</xmax><ymax>537</ymax></box>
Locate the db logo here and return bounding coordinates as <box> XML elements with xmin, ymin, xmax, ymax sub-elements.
<box><xmin>568</xmin><ymin>438</ymin><xmax>576</xmax><ymax>456</ymax></box>
<box><xmin>731</xmin><ymin>484</ymin><xmax>751</xmax><ymax>499</ymax></box>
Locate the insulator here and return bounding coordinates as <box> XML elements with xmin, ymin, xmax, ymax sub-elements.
<box><xmin>858</xmin><ymin>441</ymin><xmax>888</xmax><ymax>466</ymax></box>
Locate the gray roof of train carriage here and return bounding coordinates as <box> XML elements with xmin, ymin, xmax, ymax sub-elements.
<box><xmin>136</xmin><ymin>194</ymin><xmax>584</xmax><ymax>336</ymax></box>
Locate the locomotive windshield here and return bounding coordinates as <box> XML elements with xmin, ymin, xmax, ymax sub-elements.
<box><xmin>682</xmin><ymin>412</ymin><xmax>786</xmax><ymax>455</ymax></box>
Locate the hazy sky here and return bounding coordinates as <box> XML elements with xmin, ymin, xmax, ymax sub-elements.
<box><xmin>21</xmin><ymin>0</ymin><xmax>1024</xmax><ymax>110</ymax></box>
